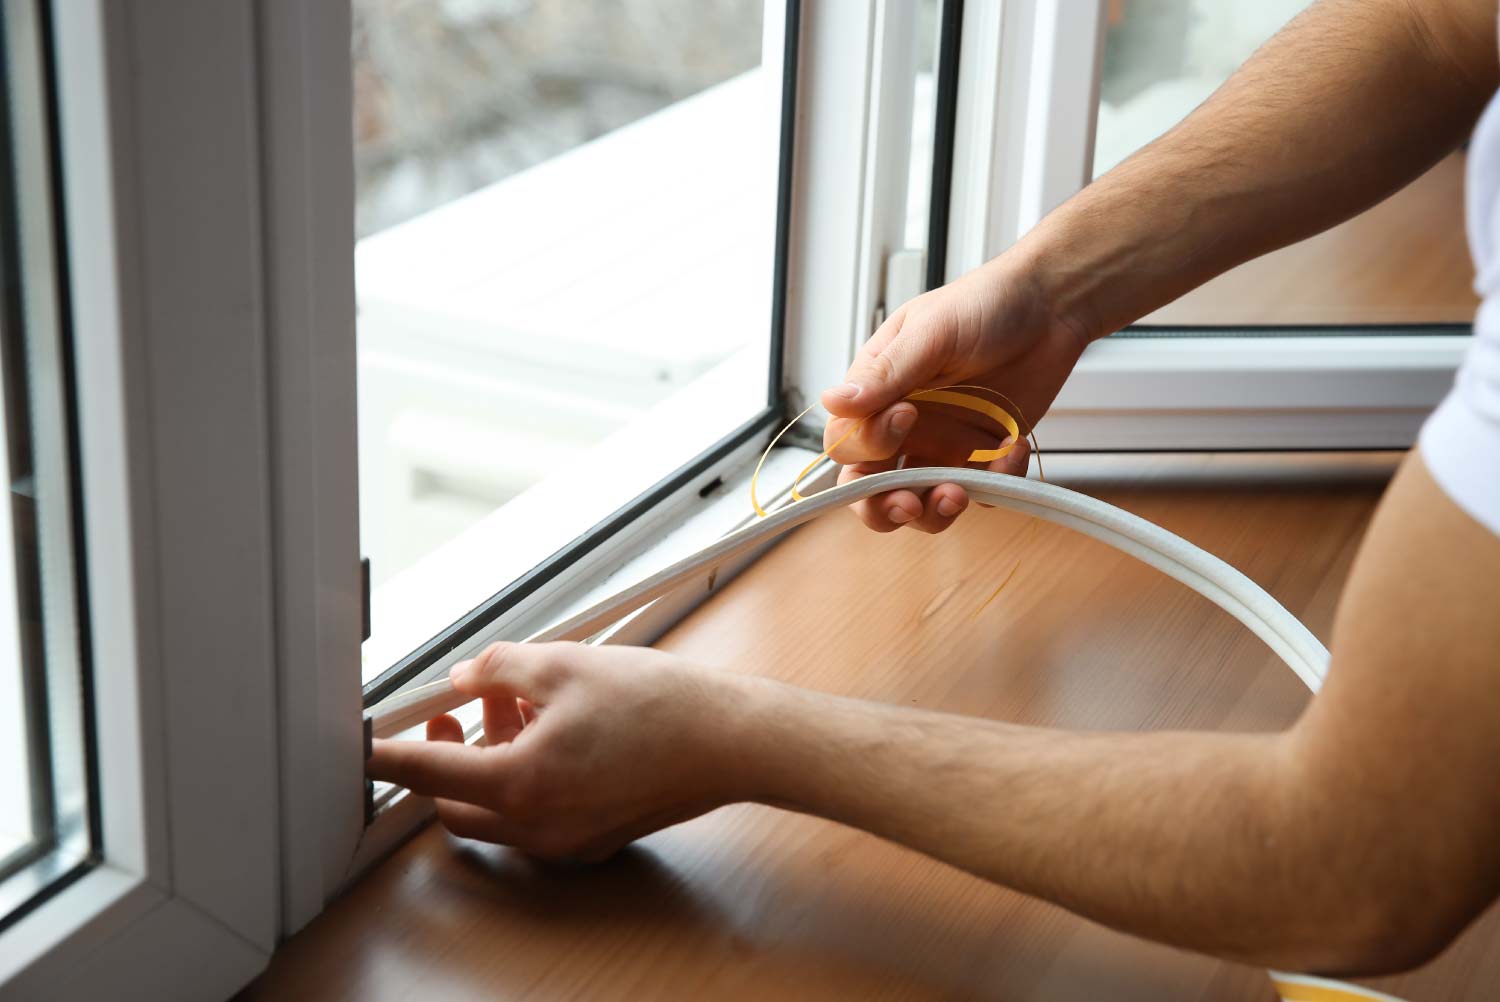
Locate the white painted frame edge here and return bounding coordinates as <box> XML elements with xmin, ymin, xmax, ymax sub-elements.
<box><xmin>944</xmin><ymin>0</ymin><xmax>1462</xmax><ymax>450</ymax></box>
<box><xmin>1045</xmin><ymin>334</ymin><xmax>1470</xmax><ymax>450</ymax></box>
<box><xmin>1</xmin><ymin>0</ymin><xmax>360</xmax><ymax>995</ymax></box>
<box><xmin>780</xmin><ymin>0</ymin><xmax>918</xmax><ymax>408</ymax></box>
<box><xmin>946</xmin><ymin>0</ymin><xmax>1103</xmax><ymax>279</ymax></box>
<box><xmin>255</xmin><ymin>0</ymin><xmax>365</xmax><ymax>935</ymax></box>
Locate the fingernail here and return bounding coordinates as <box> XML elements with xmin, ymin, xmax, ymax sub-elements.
<box><xmin>889</xmin><ymin>507</ymin><xmax>916</xmax><ymax>524</ymax></box>
<box><xmin>889</xmin><ymin>409</ymin><xmax>917</xmax><ymax>435</ymax></box>
<box><xmin>937</xmin><ymin>497</ymin><xmax>961</xmax><ymax>517</ymax></box>
<box><xmin>828</xmin><ymin>382</ymin><xmax>861</xmax><ymax>400</ymax></box>
<box><xmin>450</xmin><ymin>660</ymin><xmax>472</xmax><ymax>683</ymax></box>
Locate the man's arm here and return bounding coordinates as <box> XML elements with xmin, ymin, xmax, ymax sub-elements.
<box><xmin>1029</xmin><ymin>0</ymin><xmax>1499</xmax><ymax>340</ymax></box>
<box><xmin>731</xmin><ymin>452</ymin><xmax>1500</xmax><ymax>975</ymax></box>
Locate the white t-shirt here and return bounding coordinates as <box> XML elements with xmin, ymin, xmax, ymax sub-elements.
<box><xmin>1417</xmin><ymin>91</ymin><xmax>1500</xmax><ymax>536</ymax></box>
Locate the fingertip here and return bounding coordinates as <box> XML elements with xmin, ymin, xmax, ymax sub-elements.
<box><xmin>426</xmin><ymin>713</ymin><xmax>464</xmax><ymax>743</ymax></box>
<box><xmin>827</xmin><ymin>402</ymin><xmax>918</xmax><ymax>464</ymax></box>
<box><xmin>820</xmin><ymin>382</ymin><xmax>864</xmax><ymax>416</ymax></box>
<box><xmin>843</xmin><ymin>495</ymin><xmax>899</xmax><ymax>533</ymax></box>
<box><xmin>988</xmin><ymin>436</ymin><xmax>1032</xmax><ymax>478</ymax></box>
<box><xmin>366</xmin><ymin>739</ymin><xmax>394</xmax><ymax>780</ymax></box>
<box><xmin>912</xmin><ymin>484</ymin><xmax>967</xmax><ymax>534</ymax></box>
<box><xmin>932</xmin><ymin>485</ymin><xmax>967</xmax><ymax>519</ymax></box>
<box><xmin>823</xmin><ymin>415</ymin><xmax>859</xmax><ymax>455</ymax></box>
<box><xmin>887</xmin><ymin>402</ymin><xmax>918</xmax><ymax>440</ymax></box>
<box><xmin>453</xmin><ymin>641</ymin><xmax>513</xmax><ymax>694</ymax></box>
<box><xmin>883</xmin><ymin>489</ymin><xmax>923</xmax><ymax>527</ymax></box>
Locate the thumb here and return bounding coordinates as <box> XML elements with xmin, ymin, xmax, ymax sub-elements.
<box><xmin>821</xmin><ymin>310</ymin><xmax>945</xmax><ymax>420</ymax></box>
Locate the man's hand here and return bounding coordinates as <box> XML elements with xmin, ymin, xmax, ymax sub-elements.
<box><xmin>366</xmin><ymin>641</ymin><xmax>761</xmax><ymax>862</ymax></box>
<box><xmin>820</xmin><ymin>255</ymin><xmax>1090</xmax><ymax>534</ymax></box>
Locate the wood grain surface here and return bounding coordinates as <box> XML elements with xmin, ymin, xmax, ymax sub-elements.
<box><xmin>241</xmin><ymin>454</ymin><xmax>1500</xmax><ymax>1001</ymax></box>
<box><xmin>1145</xmin><ymin>154</ymin><xmax>1477</xmax><ymax>326</ymax></box>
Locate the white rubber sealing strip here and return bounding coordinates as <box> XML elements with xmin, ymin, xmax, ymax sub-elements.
<box><xmin>369</xmin><ymin>468</ymin><xmax>1331</xmax><ymax>739</ymax></box>
<box><xmin>369</xmin><ymin>468</ymin><xmax>1388</xmax><ymax>1000</ymax></box>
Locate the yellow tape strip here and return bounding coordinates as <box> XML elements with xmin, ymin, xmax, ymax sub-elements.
<box><xmin>1272</xmin><ymin>979</ymin><xmax>1403</xmax><ymax>1002</ymax></box>
<box><xmin>750</xmin><ymin>384</ymin><xmax>1036</xmax><ymax>517</ymax></box>
<box><xmin>904</xmin><ymin>387</ymin><xmax>1019</xmax><ymax>462</ymax></box>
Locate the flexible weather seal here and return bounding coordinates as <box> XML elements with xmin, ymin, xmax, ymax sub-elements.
<box><xmin>368</xmin><ymin>467</ymin><xmax>1330</xmax><ymax>735</ymax></box>
<box><xmin>367</xmin><ymin>466</ymin><xmax>1415</xmax><ymax>1002</ymax></box>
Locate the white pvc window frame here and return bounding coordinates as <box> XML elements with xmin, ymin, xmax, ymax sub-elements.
<box><xmin>781</xmin><ymin>0</ymin><xmax>929</xmax><ymax>409</ymax></box>
<box><xmin>943</xmin><ymin>0</ymin><xmax>1468</xmax><ymax>451</ymax></box>
<box><xmin>1</xmin><ymin>1</ymin><xmax>362</xmax><ymax>997</ymax></box>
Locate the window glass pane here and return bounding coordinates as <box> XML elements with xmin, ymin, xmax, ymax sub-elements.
<box><xmin>0</xmin><ymin>0</ymin><xmax>95</xmax><ymax>927</ymax></box>
<box><xmin>354</xmin><ymin>0</ymin><xmax>786</xmax><ymax>676</ymax></box>
<box><xmin>904</xmin><ymin>0</ymin><xmax>941</xmax><ymax>252</ymax></box>
<box><xmin>1094</xmin><ymin>0</ymin><xmax>1474</xmax><ymax>327</ymax></box>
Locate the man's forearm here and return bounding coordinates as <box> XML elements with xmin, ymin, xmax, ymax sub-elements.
<box><xmin>1012</xmin><ymin>0</ymin><xmax>1498</xmax><ymax>340</ymax></box>
<box><xmin>726</xmin><ymin>681</ymin><xmax>1362</xmax><ymax>971</ymax></box>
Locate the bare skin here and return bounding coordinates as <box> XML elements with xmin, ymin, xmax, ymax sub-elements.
<box><xmin>370</xmin><ymin>0</ymin><xmax>1500</xmax><ymax>977</ymax></box>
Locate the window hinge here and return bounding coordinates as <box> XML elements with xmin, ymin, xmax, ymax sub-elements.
<box><xmin>361</xmin><ymin>556</ymin><xmax>371</xmax><ymax>642</ymax></box>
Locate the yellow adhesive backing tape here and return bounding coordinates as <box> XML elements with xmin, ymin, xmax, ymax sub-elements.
<box><xmin>749</xmin><ymin>384</ymin><xmax>1041</xmax><ymax>616</ymax></box>
<box><xmin>750</xmin><ymin>384</ymin><xmax>1032</xmax><ymax>518</ymax></box>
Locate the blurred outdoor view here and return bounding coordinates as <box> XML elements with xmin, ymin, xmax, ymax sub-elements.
<box><xmin>1095</xmin><ymin>0</ymin><xmax>1475</xmax><ymax>326</ymax></box>
<box><xmin>353</xmin><ymin>0</ymin><xmax>777</xmax><ymax>617</ymax></box>
<box><xmin>354</xmin><ymin>0</ymin><xmax>762</xmax><ymax>236</ymax></box>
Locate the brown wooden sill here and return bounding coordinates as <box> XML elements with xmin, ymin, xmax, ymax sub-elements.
<box><xmin>241</xmin><ymin>455</ymin><xmax>1500</xmax><ymax>1001</ymax></box>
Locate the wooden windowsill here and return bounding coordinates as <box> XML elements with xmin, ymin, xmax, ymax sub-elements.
<box><xmin>242</xmin><ymin>455</ymin><xmax>1499</xmax><ymax>1000</ymax></box>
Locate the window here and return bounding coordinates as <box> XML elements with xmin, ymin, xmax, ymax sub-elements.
<box><xmin>0</xmin><ymin>0</ymin><xmax>96</xmax><ymax>931</ymax></box>
<box><xmin>355</xmin><ymin>0</ymin><xmax>798</xmax><ymax>701</ymax></box>
<box><xmin>0</xmin><ymin>5</ymin><xmax>1479</xmax><ymax>996</ymax></box>
<box><xmin>16</xmin><ymin>0</ymin><xmax>1453</xmax><ymax>994</ymax></box>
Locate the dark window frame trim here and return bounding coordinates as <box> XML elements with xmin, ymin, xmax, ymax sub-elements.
<box><xmin>924</xmin><ymin>0</ymin><xmax>963</xmax><ymax>292</ymax></box>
